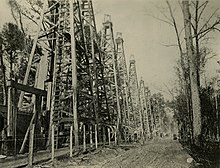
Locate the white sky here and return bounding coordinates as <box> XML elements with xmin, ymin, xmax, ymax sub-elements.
<box><xmin>1</xmin><ymin>0</ymin><xmax>220</xmax><ymax>100</ymax></box>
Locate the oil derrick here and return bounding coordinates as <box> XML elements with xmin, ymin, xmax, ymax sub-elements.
<box><xmin>101</xmin><ymin>15</ymin><xmax>121</xmax><ymax>141</ymax></box>
<box><xmin>115</xmin><ymin>32</ymin><xmax>129</xmax><ymax>125</ymax></box>
<box><xmin>77</xmin><ymin>0</ymin><xmax>110</xmax><ymax>124</ymax></box>
<box><xmin>145</xmin><ymin>87</ymin><xmax>154</xmax><ymax>137</ymax></box>
<box><xmin>115</xmin><ymin>32</ymin><xmax>133</xmax><ymax>140</ymax></box>
<box><xmin>15</xmin><ymin>0</ymin><xmax>78</xmax><ymax>154</ymax></box>
<box><xmin>139</xmin><ymin>79</ymin><xmax>151</xmax><ymax>139</ymax></box>
<box><xmin>15</xmin><ymin>0</ymin><xmax>109</xmax><ymax>155</ymax></box>
<box><xmin>128</xmin><ymin>56</ymin><xmax>143</xmax><ymax>138</ymax></box>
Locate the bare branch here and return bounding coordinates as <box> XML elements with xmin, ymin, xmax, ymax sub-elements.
<box><xmin>197</xmin><ymin>19</ymin><xmax>220</xmax><ymax>39</ymax></box>
<box><xmin>163</xmin><ymin>83</ymin><xmax>175</xmax><ymax>100</ymax></box>
<box><xmin>20</xmin><ymin>11</ymin><xmax>38</xmax><ymax>25</ymax></box>
<box><xmin>213</xmin><ymin>27</ymin><xmax>220</xmax><ymax>32</ymax></box>
<box><xmin>147</xmin><ymin>13</ymin><xmax>174</xmax><ymax>26</ymax></box>
<box><xmin>206</xmin><ymin>54</ymin><xmax>217</xmax><ymax>61</ymax></box>
<box><xmin>166</xmin><ymin>1</ymin><xmax>184</xmax><ymax>62</ymax></box>
<box><xmin>198</xmin><ymin>1</ymin><xmax>208</xmax><ymax>22</ymax></box>
<box><xmin>161</xmin><ymin>43</ymin><xmax>179</xmax><ymax>47</ymax></box>
<box><xmin>198</xmin><ymin>8</ymin><xmax>219</xmax><ymax>34</ymax></box>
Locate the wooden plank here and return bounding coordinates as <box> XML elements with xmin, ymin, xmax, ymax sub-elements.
<box><xmin>83</xmin><ymin>125</ymin><xmax>86</xmax><ymax>152</ymax></box>
<box><xmin>70</xmin><ymin>125</ymin><xmax>73</xmax><ymax>157</ymax></box>
<box><xmin>1</xmin><ymin>108</ymin><xmax>33</xmax><ymax>117</ymax></box>
<box><xmin>90</xmin><ymin>125</ymin><xmax>93</xmax><ymax>148</ymax></box>
<box><xmin>95</xmin><ymin>124</ymin><xmax>98</xmax><ymax>149</ymax></box>
<box><xmin>28</xmin><ymin>124</ymin><xmax>35</xmax><ymax>167</ymax></box>
<box><xmin>7</xmin><ymin>86</ymin><xmax>13</xmax><ymax>136</ymax></box>
<box><xmin>9</xmin><ymin>80</ymin><xmax>47</xmax><ymax>96</ymax></box>
<box><xmin>108</xmin><ymin>128</ymin><xmax>111</xmax><ymax>146</ymax></box>
<box><xmin>51</xmin><ymin>124</ymin><xmax>55</xmax><ymax>161</ymax></box>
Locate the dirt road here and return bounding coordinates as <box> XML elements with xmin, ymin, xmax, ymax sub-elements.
<box><xmin>35</xmin><ymin>139</ymin><xmax>191</xmax><ymax>168</ymax></box>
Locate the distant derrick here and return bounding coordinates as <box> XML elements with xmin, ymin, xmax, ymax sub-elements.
<box><xmin>129</xmin><ymin>57</ymin><xmax>140</xmax><ymax>128</ymax></box>
<box><xmin>115</xmin><ymin>32</ymin><xmax>132</xmax><ymax>127</ymax></box>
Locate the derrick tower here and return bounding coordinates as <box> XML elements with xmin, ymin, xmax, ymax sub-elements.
<box><xmin>128</xmin><ymin>57</ymin><xmax>141</xmax><ymax>130</ymax></box>
<box><xmin>101</xmin><ymin>15</ymin><xmax>121</xmax><ymax>140</ymax></box>
<box><xmin>139</xmin><ymin>79</ymin><xmax>151</xmax><ymax>138</ymax></box>
<box><xmin>115</xmin><ymin>33</ymin><xmax>133</xmax><ymax>127</ymax></box>
<box><xmin>145</xmin><ymin>86</ymin><xmax>154</xmax><ymax>136</ymax></box>
<box><xmin>14</xmin><ymin>0</ymin><xmax>109</xmax><ymax>154</ymax></box>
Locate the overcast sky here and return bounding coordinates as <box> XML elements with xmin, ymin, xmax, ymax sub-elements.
<box><xmin>1</xmin><ymin>0</ymin><xmax>220</xmax><ymax>100</ymax></box>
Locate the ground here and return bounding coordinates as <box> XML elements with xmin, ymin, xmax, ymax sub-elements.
<box><xmin>34</xmin><ymin>139</ymin><xmax>192</xmax><ymax>168</ymax></box>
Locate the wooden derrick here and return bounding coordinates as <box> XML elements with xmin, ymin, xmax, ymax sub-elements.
<box><xmin>128</xmin><ymin>57</ymin><xmax>143</xmax><ymax>139</ymax></box>
<box><xmin>101</xmin><ymin>15</ymin><xmax>121</xmax><ymax>143</ymax></box>
<box><xmin>115</xmin><ymin>33</ymin><xmax>133</xmax><ymax>132</ymax></box>
<box><xmin>1</xmin><ymin>0</ymin><xmax>111</xmax><ymax>163</ymax></box>
<box><xmin>139</xmin><ymin>79</ymin><xmax>151</xmax><ymax>140</ymax></box>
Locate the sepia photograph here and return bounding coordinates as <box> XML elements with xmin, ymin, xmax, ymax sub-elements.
<box><xmin>0</xmin><ymin>0</ymin><xmax>220</xmax><ymax>167</ymax></box>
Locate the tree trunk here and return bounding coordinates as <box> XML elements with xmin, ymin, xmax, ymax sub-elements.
<box><xmin>0</xmin><ymin>45</ymin><xmax>7</xmax><ymax>105</ymax></box>
<box><xmin>182</xmin><ymin>0</ymin><xmax>201</xmax><ymax>145</ymax></box>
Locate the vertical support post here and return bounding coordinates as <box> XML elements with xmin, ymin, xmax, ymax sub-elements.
<box><xmin>103</xmin><ymin>127</ymin><xmax>106</xmax><ymax>145</ymax></box>
<box><xmin>108</xmin><ymin>128</ymin><xmax>111</xmax><ymax>146</ymax></box>
<box><xmin>124</xmin><ymin>129</ymin><xmax>127</xmax><ymax>143</ymax></box>
<box><xmin>114</xmin><ymin>129</ymin><xmax>117</xmax><ymax>145</ymax></box>
<box><xmin>28</xmin><ymin>124</ymin><xmax>35</xmax><ymax>168</ymax></box>
<box><xmin>13</xmin><ymin>88</ymin><xmax>18</xmax><ymax>155</ymax></box>
<box><xmin>51</xmin><ymin>124</ymin><xmax>55</xmax><ymax>161</ymax></box>
<box><xmin>95</xmin><ymin>124</ymin><xmax>98</xmax><ymax>149</ymax></box>
<box><xmin>7</xmin><ymin>81</ymin><xmax>13</xmax><ymax>137</ymax></box>
<box><xmin>55</xmin><ymin>127</ymin><xmax>58</xmax><ymax>149</ymax></box>
<box><xmin>215</xmin><ymin>94</ymin><xmax>219</xmax><ymax>141</ymax></box>
<box><xmin>83</xmin><ymin>124</ymin><xmax>86</xmax><ymax>152</ymax></box>
<box><xmin>46</xmin><ymin>82</ymin><xmax>52</xmax><ymax>148</ymax></box>
<box><xmin>70</xmin><ymin>125</ymin><xmax>73</xmax><ymax>157</ymax></box>
<box><xmin>89</xmin><ymin>125</ymin><xmax>93</xmax><ymax>148</ymax></box>
<box><xmin>70</xmin><ymin>0</ymin><xmax>79</xmax><ymax>148</ymax></box>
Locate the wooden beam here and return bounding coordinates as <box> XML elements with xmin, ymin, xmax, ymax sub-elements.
<box><xmin>70</xmin><ymin>0</ymin><xmax>79</xmax><ymax>148</ymax></box>
<box><xmin>70</xmin><ymin>125</ymin><xmax>73</xmax><ymax>157</ymax></box>
<box><xmin>108</xmin><ymin>128</ymin><xmax>111</xmax><ymax>146</ymax></box>
<box><xmin>7</xmin><ymin>86</ymin><xmax>13</xmax><ymax>136</ymax></box>
<box><xmin>51</xmin><ymin>124</ymin><xmax>55</xmax><ymax>161</ymax></box>
<box><xmin>95</xmin><ymin>124</ymin><xmax>98</xmax><ymax>149</ymax></box>
<box><xmin>9</xmin><ymin>80</ymin><xmax>47</xmax><ymax>96</ymax></box>
<box><xmin>89</xmin><ymin>125</ymin><xmax>93</xmax><ymax>148</ymax></box>
<box><xmin>28</xmin><ymin>124</ymin><xmax>35</xmax><ymax>167</ymax></box>
<box><xmin>83</xmin><ymin>125</ymin><xmax>86</xmax><ymax>152</ymax></box>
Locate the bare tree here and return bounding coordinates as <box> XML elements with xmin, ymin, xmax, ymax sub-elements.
<box><xmin>182</xmin><ymin>1</ymin><xmax>201</xmax><ymax>144</ymax></box>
